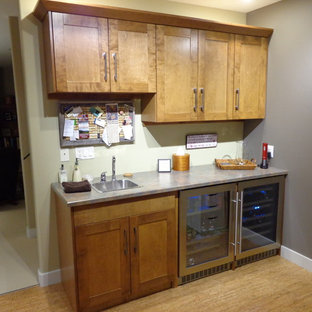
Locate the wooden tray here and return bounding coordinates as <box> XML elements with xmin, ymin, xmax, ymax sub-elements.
<box><xmin>215</xmin><ymin>159</ymin><xmax>257</xmax><ymax>170</ymax></box>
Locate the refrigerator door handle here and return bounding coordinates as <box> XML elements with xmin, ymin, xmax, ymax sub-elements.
<box><xmin>237</xmin><ymin>191</ymin><xmax>244</xmax><ymax>254</ymax></box>
<box><xmin>233</xmin><ymin>192</ymin><xmax>239</xmax><ymax>256</ymax></box>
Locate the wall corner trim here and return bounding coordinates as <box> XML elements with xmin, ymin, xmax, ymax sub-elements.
<box><xmin>281</xmin><ymin>245</ymin><xmax>312</xmax><ymax>272</ymax></box>
<box><xmin>38</xmin><ymin>268</ymin><xmax>61</xmax><ymax>287</ymax></box>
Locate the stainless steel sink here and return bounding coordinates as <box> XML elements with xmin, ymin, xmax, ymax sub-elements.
<box><xmin>92</xmin><ymin>179</ymin><xmax>139</xmax><ymax>193</ymax></box>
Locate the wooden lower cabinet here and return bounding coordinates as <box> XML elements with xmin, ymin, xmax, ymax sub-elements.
<box><xmin>130</xmin><ymin>210</ymin><xmax>176</xmax><ymax>299</ymax></box>
<box><xmin>55</xmin><ymin>193</ymin><xmax>178</xmax><ymax>312</ymax></box>
<box><xmin>75</xmin><ymin>217</ymin><xmax>130</xmax><ymax>312</ymax></box>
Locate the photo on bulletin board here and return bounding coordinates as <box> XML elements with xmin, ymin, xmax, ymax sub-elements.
<box><xmin>58</xmin><ymin>101</ymin><xmax>135</xmax><ymax>148</ymax></box>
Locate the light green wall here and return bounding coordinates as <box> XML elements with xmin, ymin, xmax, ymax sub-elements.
<box><xmin>19</xmin><ymin>0</ymin><xmax>246</xmax><ymax>273</ymax></box>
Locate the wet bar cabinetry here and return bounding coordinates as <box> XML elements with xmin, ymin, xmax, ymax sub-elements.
<box><xmin>153</xmin><ymin>28</ymin><xmax>267</xmax><ymax>122</ymax></box>
<box><xmin>52</xmin><ymin>166</ymin><xmax>286</xmax><ymax>311</ymax></box>
<box><xmin>54</xmin><ymin>193</ymin><xmax>177</xmax><ymax>312</ymax></box>
<box><xmin>43</xmin><ymin>12</ymin><xmax>156</xmax><ymax>93</ymax></box>
<box><xmin>34</xmin><ymin>0</ymin><xmax>272</xmax><ymax>121</ymax></box>
<box><xmin>179</xmin><ymin>176</ymin><xmax>285</xmax><ymax>283</ymax></box>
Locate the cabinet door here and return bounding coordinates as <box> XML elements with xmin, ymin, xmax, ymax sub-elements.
<box><xmin>156</xmin><ymin>26</ymin><xmax>198</xmax><ymax>122</ymax></box>
<box><xmin>75</xmin><ymin>217</ymin><xmax>130</xmax><ymax>312</ymax></box>
<box><xmin>109</xmin><ymin>20</ymin><xmax>156</xmax><ymax>93</ymax></box>
<box><xmin>236</xmin><ymin>176</ymin><xmax>285</xmax><ymax>260</ymax></box>
<box><xmin>233</xmin><ymin>35</ymin><xmax>268</xmax><ymax>119</ymax></box>
<box><xmin>51</xmin><ymin>12</ymin><xmax>110</xmax><ymax>92</ymax></box>
<box><xmin>130</xmin><ymin>209</ymin><xmax>177</xmax><ymax>299</ymax></box>
<box><xmin>198</xmin><ymin>31</ymin><xmax>234</xmax><ymax>120</ymax></box>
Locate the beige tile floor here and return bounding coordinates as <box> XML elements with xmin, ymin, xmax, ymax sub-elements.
<box><xmin>0</xmin><ymin>201</ymin><xmax>39</xmax><ymax>294</ymax></box>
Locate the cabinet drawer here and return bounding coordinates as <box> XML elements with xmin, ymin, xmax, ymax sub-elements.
<box><xmin>73</xmin><ymin>193</ymin><xmax>177</xmax><ymax>226</ymax></box>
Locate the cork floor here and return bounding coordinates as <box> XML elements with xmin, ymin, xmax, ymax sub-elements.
<box><xmin>0</xmin><ymin>201</ymin><xmax>38</xmax><ymax>294</ymax></box>
<box><xmin>0</xmin><ymin>256</ymin><xmax>312</xmax><ymax>312</ymax></box>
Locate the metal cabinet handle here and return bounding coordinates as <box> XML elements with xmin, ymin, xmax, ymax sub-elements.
<box><xmin>200</xmin><ymin>88</ymin><xmax>205</xmax><ymax>112</ymax></box>
<box><xmin>123</xmin><ymin>229</ymin><xmax>128</xmax><ymax>255</ymax></box>
<box><xmin>133</xmin><ymin>227</ymin><xmax>137</xmax><ymax>253</ymax></box>
<box><xmin>112</xmin><ymin>53</ymin><xmax>117</xmax><ymax>81</ymax></box>
<box><xmin>102</xmin><ymin>52</ymin><xmax>107</xmax><ymax>81</ymax></box>
<box><xmin>235</xmin><ymin>89</ymin><xmax>240</xmax><ymax>111</ymax></box>
<box><xmin>193</xmin><ymin>88</ymin><xmax>198</xmax><ymax>112</ymax></box>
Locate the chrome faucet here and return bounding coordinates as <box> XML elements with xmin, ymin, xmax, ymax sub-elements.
<box><xmin>112</xmin><ymin>156</ymin><xmax>116</xmax><ymax>181</ymax></box>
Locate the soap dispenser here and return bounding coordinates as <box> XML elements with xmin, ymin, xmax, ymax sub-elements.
<box><xmin>58</xmin><ymin>164</ymin><xmax>68</xmax><ymax>183</ymax></box>
<box><xmin>72</xmin><ymin>158</ymin><xmax>82</xmax><ymax>182</ymax></box>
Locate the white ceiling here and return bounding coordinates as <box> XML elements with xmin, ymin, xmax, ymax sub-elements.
<box><xmin>168</xmin><ymin>0</ymin><xmax>282</xmax><ymax>13</ymax></box>
<box><xmin>0</xmin><ymin>0</ymin><xmax>281</xmax><ymax>67</ymax></box>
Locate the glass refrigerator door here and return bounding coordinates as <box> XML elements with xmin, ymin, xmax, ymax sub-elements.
<box><xmin>180</xmin><ymin>184</ymin><xmax>236</xmax><ymax>275</ymax></box>
<box><xmin>239</xmin><ymin>181</ymin><xmax>281</xmax><ymax>254</ymax></box>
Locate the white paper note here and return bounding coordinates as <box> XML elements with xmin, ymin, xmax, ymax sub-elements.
<box><xmin>63</xmin><ymin>119</ymin><xmax>74</xmax><ymax>137</ymax></box>
<box><xmin>102</xmin><ymin>127</ymin><xmax>111</xmax><ymax>147</ymax></box>
<box><xmin>107</xmin><ymin>123</ymin><xmax>120</xmax><ymax>143</ymax></box>
<box><xmin>95</xmin><ymin>118</ymin><xmax>106</xmax><ymax>128</ymax></box>
<box><xmin>75</xmin><ymin>146</ymin><xmax>95</xmax><ymax>159</ymax></box>
<box><xmin>122</xmin><ymin>125</ymin><xmax>133</xmax><ymax>140</ymax></box>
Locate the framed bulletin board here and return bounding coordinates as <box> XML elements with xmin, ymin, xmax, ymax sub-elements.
<box><xmin>58</xmin><ymin>101</ymin><xmax>135</xmax><ymax>147</ymax></box>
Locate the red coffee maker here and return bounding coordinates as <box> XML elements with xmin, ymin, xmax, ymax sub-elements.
<box><xmin>260</xmin><ymin>142</ymin><xmax>269</xmax><ymax>169</ymax></box>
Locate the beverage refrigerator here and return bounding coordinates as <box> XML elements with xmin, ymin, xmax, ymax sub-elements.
<box><xmin>179</xmin><ymin>176</ymin><xmax>285</xmax><ymax>283</ymax></box>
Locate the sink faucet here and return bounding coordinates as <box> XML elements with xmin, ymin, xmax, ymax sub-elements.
<box><xmin>112</xmin><ymin>156</ymin><xmax>116</xmax><ymax>181</ymax></box>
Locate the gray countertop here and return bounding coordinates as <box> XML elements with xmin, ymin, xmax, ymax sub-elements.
<box><xmin>52</xmin><ymin>165</ymin><xmax>287</xmax><ymax>207</ymax></box>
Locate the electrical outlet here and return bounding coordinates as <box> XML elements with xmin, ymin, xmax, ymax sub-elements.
<box><xmin>60</xmin><ymin>148</ymin><xmax>70</xmax><ymax>162</ymax></box>
<box><xmin>268</xmin><ymin>145</ymin><xmax>274</xmax><ymax>158</ymax></box>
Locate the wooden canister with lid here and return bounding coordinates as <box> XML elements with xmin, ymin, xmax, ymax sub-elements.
<box><xmin>172</xmin><ymin>153</ymin><xmax>190</xmax><ymax>171</ymax></box>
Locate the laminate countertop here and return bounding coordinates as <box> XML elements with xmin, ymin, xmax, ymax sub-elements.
<box><xmin>52</xmin><ymin>165</ymin><xmax>287</xmax><ymax>207</ymax></box>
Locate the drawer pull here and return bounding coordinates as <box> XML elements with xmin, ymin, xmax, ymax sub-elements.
<box><xmin>113</xmin><ymin>53</ymin><xmax>117</xmax><ymax>81</ymax></box>
<box><xmin>133</xmin><ymin>227</ymin><xmax>137</xmax><ymax>253</ymax></box>
<box><xmin>235</xmin><ymin>89</ymin><xmax>240</xmax><ymax>111</ymax></box>
<box><xmin>103</xmin><ymin>52</ymin><xmax>107</xmax><ymax>81</ymax></box>
<box><xmin>193</xmin><ymin>88</ymin><xmax>198</xmax><ymax>112</ymax></box>
<box><xmin>123</xmin><ymin>229</ymin><xmax>128</xmax><ymax>255</ymax></box>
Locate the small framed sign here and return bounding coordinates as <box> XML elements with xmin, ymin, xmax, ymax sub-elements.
<box><xmin>186</xmin><ymin>133</ymin><xmax>217</xmax><ymax>150</ymax></box>
<box><xmin>158</xmin><ymin>159</ymin><xmax>171</xmax><ymax>172</ymax></box>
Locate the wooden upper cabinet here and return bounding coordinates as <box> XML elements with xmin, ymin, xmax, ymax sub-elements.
<box><xmin>198</xmin><ymin>31</ymin><xmax>234</xmax><ymax>120</ymax></box>
<box><xmin>75</xmin><ymin>217</ymin><xmax>130</xmax><ymax>312</ymax></box>
<box><xmin>44</xmin><ymin>13</ymin><xmax>156</xmax><ymax>93</ymax></box>
<box><xmin>156</xmin><ymin>26</ymin><xmax>198</xmax><ymax>122</ymax></box>
<box><xmin>49</xmin><ymin>12</ymin><xmax>110</xmax><ymax>93</ymax></box>
<box><xmin>109</xmin><ymin>20</ymin><xmax>156</xmax><ymax>93</ymax></box>
<box><xmin>233</xmin><ymin>35</ymin><xmax>268</xmax><ymax>119</ymax></box>
<box><xmin>130</xmin><ymin>209</ymin><xmax>177</xmax><ymax>299</ymax></box>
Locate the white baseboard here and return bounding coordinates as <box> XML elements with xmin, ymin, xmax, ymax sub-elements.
<box><xmin>281</xmin><ymin>245</ymin><xmax>312</xmax><ymax>272</ymax></box>
<box><xmin>38</xmin><ymin>269</ymin><xmax>61</xmax><ymax>287</ymax></box>
<box><xmin>26</xmin><ymin>226</ymin><xmax>37</xmax><ymax>238</ymax></box>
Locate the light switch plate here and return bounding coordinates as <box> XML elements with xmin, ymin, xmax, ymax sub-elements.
<box><xmin>60</xmin><ymin>148</ymin><xmax>70</xmax><ymax>162</ymax></box>
<box><xmin>268</xmin><ymin>145</ymin><xmax>274</xmax><ymax>158</ymax></box>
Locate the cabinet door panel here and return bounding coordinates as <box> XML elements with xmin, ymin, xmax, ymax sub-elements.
<box><xmin>156</xmin><ymin>26</ymin><xmax>198</xmax><ymax>122</ymax></box>
<box><xmin>52</xmin><ymin>12</ymin><xmax>110</xmax><ymax>92</ymax></box>
<box><xmin>198</xmin><ymin>31</ymin><xmax>234</xmax><ymax>120</ymax></box>
<box><xmin>130</xmin><ymin>209</ymin><xmax>177</xmax><ymax>299</ymax></box>
<box><xmin>75</xmin><ymin>217</ymin><xmax>130</xmax><ymax>311</ymax></box>
<box><xmin>233</xmin><ymin>35</ymin><xmax>268</xmax><ymax>119</ymax></box>
<box><xmin>109</xmin><ymin>20</ymin><xmax>156</xmax><ymax>92</ymax></box>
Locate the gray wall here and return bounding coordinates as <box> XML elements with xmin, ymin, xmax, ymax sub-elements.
<box><xmin>245</xmin><ymin>0</ymin><xmax>312</xmax><ymax>258</ymax></box>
